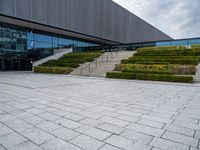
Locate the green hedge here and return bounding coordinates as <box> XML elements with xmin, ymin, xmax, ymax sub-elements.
<box><xmin>135</xmin><ymin>73</ymin><xmax>193</xmax><ymax>83</ymax></box>
<box><xmin>106</xmin><ymin>72</ymin><xmax>193</xmax><ymax>83</ymax></box>
<box><xmin>121</xmin><ymin>58</ymin><xmax>199</xmax><ymax>65</ymax></box>
<box><xmin>120</xmin><ymin>64</ymin><xmax>169</xmax><ymax>72</ymax></box>
<box><xmin>118</xmin><ymin>64</ymin><xmax>196</xmax><ymax>75</ymax></box>
<box><xmin>34</xmin><ymin>66</ymin><xmax>72</xmax><ymax>74</ymax></box>
<box><xmin>135</xmin><ymin>49</ymin><xmax>200</xmax><ymax>56</ymax></box>
<box><xmin>127</xmin><ymin>56</ymin><xmax>200</xmax><ymax>61</ymax></box>
<box><xmin>40</xmin><ymin>62</ymin><xmax>80</xmax><ymax>68</ymax></box>
<box><xmin>137</xmin><ymin>46</ymin><xmax>187</xmax><ymax>53</ymax></box>
<box><xmin>106</xmin><ymin>72</ymin><xmax>134</xmax><ymax>79</ymax></box>
<box><xmin>55</xmin><ymin>58</ymin><xmax>87</xmax><ymax>63</ymax></box>
<box><xmin>170</xmin><ymin>65</ymin><xmax>196</xmax><ymax>75</ymax></box>
<box><xmin>122</xmin><ymin>70</ymin><xmax>173</xmax><ymax>75</ymax></box>
<box><xmin>62</xmin><ymin>52</ymin><xmax>101</xmax><ymax>59</ymax></box>
<box><xmin>191</xmin><ymin>44</ymin><xmax>200</xmax><ymax>49</ymax></box>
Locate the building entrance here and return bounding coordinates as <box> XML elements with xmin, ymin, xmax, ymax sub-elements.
<box><xmin>0</xmin><ymin>55</ymin><xmax>33</xmax><ymax>71</ymax></box>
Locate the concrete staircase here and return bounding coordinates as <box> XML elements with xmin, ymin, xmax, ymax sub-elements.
<box><xmin>32</xmin><ymin>48</ymin><xmax>72</xmax><ymax>68</ymax></box>
<box><xmin>194</xmin><ymin>64</ymin><xmax>200</xmax><ymax>82</ymax></box>
<box><xmin>70</xmin><ymin>51</ymin><xmax>136</xmax><ymax>77</ymax></box>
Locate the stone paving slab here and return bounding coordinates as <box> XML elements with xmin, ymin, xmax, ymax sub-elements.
<box><xmin>0</xmin><ymin>72</ymin><xmax>200</xmax><ymax>150</ymax></box>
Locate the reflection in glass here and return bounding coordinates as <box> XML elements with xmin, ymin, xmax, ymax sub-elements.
<box><xmin>156</xmin><ymin>41</ymin><xmax>171</xmax><ymax>46</ymax></box>
<box><xmin>34</xmin><ymin>42</ymin><xmax>53</xmax><ymax>49</ymax></box>
<box><xmin>59</xmin><ymin>37</ymin><xmax>74</xmax><ymax>47</ymax></box>
<box><xmin>0</xmin><ymin>22</ymin><xmax>99</xmax><ymax>55</ymax></box>
<box><xmin>189</xmin><ymin>39</ymin><xmax>200</xmax><ymax>45</ymax></box>
<box><xmin>78</xmin><ymin>41</ymin><xmax>90</xmax><ymax>47</ymax></box>
<box><xmin>171</xmin><ymin>40</ymin><xmax>187</xmax><ymax>46</ymax></box>
<box><xmin>34</xmin><ymin>33</ymin><xmax>52</xmax><ymax>43</ymax></box>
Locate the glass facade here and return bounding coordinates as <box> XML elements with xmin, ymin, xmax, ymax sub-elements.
<box><xmin>121</xmin><ymin>38</ymin><xmax>200</xmax><ymax>51</ymax></box>
<box><xmin>156</xmin><ymin>38</ymin><xmax>200</xmax><ymax>47</ymax></box>
<box><xmin>0</xmin><ymin>24</ymin><xmax>27</xmax><ymax>53</ymax></box>
<box><xmin>0</xmin><ymin>22</ymin><xmax>99</xmax><ymax>56</ymax></box>
<box><xmin>0</xmin><ymin>22</ymin><xmax>100</xmax><ymax>71</ymax></box>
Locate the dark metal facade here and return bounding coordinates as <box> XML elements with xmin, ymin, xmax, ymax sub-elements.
<box><xmin>0</xmin><ymin>0</ymin><xmax>172</xmax><ymax>44</ymax></box>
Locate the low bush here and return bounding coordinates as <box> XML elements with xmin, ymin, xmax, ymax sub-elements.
<box><xmin>62</xmin><ymin>52</ymin><xmax>101</xmax><ymax>59</ymax></box>
<box><xmin>106</xmin><ymin>72</ymin><xmax>193</xmax><ymax>83</ymax></box>
<box><xmin>120</xmin><ymin>64</ymin><xmax>169</xmax><ymax>72</ymax></box>
<box><xmin>128</xmin><ymin>56</ymin><xmax>200</xmax><ymax>61</ymax></box>
<box><xmin>106</xmin><ymin>72</ymin><xmax>135</xmax><ymax>79</ymax></box>
<box><xmin>56</xmin><ymin>58</ymin><xmax>86</xmax><ymax>63</ymax></box>
<box><xmin>137</xmin><ymin>46</ymin><xmax>186</xmax><ymax>53</ymax></box>
<box><xmin>135</xmin><ymin>74</ymin><xmax>193</xmax><ymax>83</ymax></box>
<box><xmin>121</xmin><ymin>58</ymin><xmax>199</xmax><ymax>65</ymax></box>
<box><xmin>114</xmin><ymin>64</ymin><xmax>122</xmax><ymax>71</ymax></box>
<box><xmin>191</xmin><ymin>44</ymin><xmax>200</xmax><ymax>49</ymax></box>
<box><xmin>40</xmin><ymin>62</ymin><xmax>80</xmax><ymax>68</ymax></box>
<box><xmin>34</xmin><ymin>66</ymin><xmax>72</xmax><ymax>74</ymax></box>
<box><xmin>123</xmin><ymin>70</ymin><xmax>173</xmax><ymax>75</ymax></box>
<box><xmin>134</xmin><ymin>62</ymin><xmax>169</xmax><ymax>65</ymax></box>
<box><xmin>135</xmin><ymin>49</ymin><xmax>200</xmax><ymax>56</ymax></box>
<box><xmin>170</xmin><ymin>65</ymin><xmax>196</xmax><ymax>75</ymax></box>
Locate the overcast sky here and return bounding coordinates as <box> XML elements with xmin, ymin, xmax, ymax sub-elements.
<box><xmin>113</xmin><ymin>0</ymin><xmax>200</xmax><ymax>39</ymax></box>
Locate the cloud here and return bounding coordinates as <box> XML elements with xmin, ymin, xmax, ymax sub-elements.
<box><xmin>113</xmin><ymin>0</ymin><xmax>200</xmax><ymax>39</ymax></box>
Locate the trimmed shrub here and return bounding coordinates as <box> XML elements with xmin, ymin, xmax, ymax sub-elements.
<box><xmin>137</xmin><ymin>46</ymin><xmax>186</xmax><ymax>53</ymax></box>
<box><xmin>135</xmin><ymin>49</ymin><xmax>200</xmax><ymax>56</ymax></box>
<box><xmin>106</xmin><ymin>72</ymin><xmax>135</xmax><ymax>79</ymax></box>
<box><xmin>114</xmin><ymin>64</ymin><xmax>122</xmax><ymax>71</ymax></box>
<box><xmin>134</xmin><ymin>62</ymin><xmax>169</xmax><ymax>65</ymax></box>
<box><xmin>56</xmin><ymin>58</ymin><xmax>86</xmax><ymax>63</ymax></box>
<box><xmin>62</xmin><ymin>52</ymin><xmax>101</xmax><ymax>59</ymax></box>
<box><xmin>123</xmin><ymin>70</ymin><xmax>173</xmax><ymax>75</ymax></box>
<box><xmin>121</xmin><ymin>58</ymin><xmax>199</xmax><ymax>65</ymax></box>
<box><xmin>170</xmin><ymin>65</ymin><xmax>197</xmax><ymax>75</ymax></box>
<box><xmin>127</xmin><ymin>56</ymin><xmax>200</xmax><ymax>61</ymax></box>
<box><xmin>106</xmin><ymin>72</ymin><xmax>193</xmax><ymax>83</ymax></box>
<box><xmin>135</xmin><ymin>74</ymin><xmax>193</xmax><ymax>83</ymax></box>
<box><xmin>191</xmin><ymin>44</ymin><xmax>200</xmax><ymax>49</ymax></box>
<box><xmin>120</xmin><ymin>64</ymin><xmax>169</xmax><ymax>72</ymax></box>
<box><xmin>34</xmin><ymin>66</ymin><xmax>72</xmax><ymax>74</ymax></box>
<box><xmin>40</xmin><ymin>62</ymin><xmax>80</xmax><ymax>68</ymax></box>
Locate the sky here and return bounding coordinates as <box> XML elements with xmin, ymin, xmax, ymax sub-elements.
<box><xmin>113</xmin><ymin>0</ymin><xmax>200</xmax><ymax>39</ymax></box>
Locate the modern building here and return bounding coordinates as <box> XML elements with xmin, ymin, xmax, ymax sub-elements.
<box><xmin>0</xmin><ymin>0</ymin><xmax>175</xmax><ymax>71</ymax></box>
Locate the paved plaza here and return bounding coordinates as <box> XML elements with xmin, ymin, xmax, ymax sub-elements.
<box><xmin>0</xmin><ymin>72</ymin><xmax>200</xmax><ymax>150</ymax></box>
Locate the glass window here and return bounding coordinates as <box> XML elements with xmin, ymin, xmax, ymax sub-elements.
<box><xmin>171</xmin><ymin>40</ymin><xmax>188</xmax><ymax>46</ymax></box>
<box><xmin>59</xmin><ymin>37</ymin><xmax>74</xmax><ymax>46</ymax></box>
<box><xmin>27</xmin><ymin>40</ymin><xmax>34</xmax><ymax>50</ymax></box>
<box><xmin>53</xmin><ymin>36</ymin><xmax>58</xmax><ymax>49</ymax></box>
<box><xmin>78</xmin><ymin>41</ymin><xmax>90</xmax><ymax>47</ymax></box>
<box><xmin>143</xmin><ymin>43</ymin><xmax>155</xmax><ymax>47</ymax></box>
<box><xmin>53</xmin><ymin>36</ymin><xmax>58</xmax><ymax>44</ymax></box>
<box><xmin>34</xmin><ymin>33</ymin><xmax>53</xmax><ymax>43</ymax></box>
<box><xmin>27</xmin><ymin>32</ymin><xmax>34</xmax><ymax>41</ymax></box>
<box><xmin>189</xmin><ymin>39</ymin><xmax>200</xmax><ymax>45</ymax></box>
<box><xmin>34</xmin><ymin>42</ymin><xmax>52</xmax><ymax>49</ymax></box>
<box><xmin>156</xmin><ymin>41</ymin><xmax>171</xmax><ymax>46</ymax></box>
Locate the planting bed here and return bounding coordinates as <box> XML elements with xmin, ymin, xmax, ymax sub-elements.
<box><xmin>107</xmin><ymin>45</ymin><xmax>200</xmax><ymax>83</ymax></box>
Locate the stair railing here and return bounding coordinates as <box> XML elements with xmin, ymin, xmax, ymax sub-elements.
<box><xmin>78</xmin><ymin>51</ymin><xmax>120</xmax><ymax>76</ymax></box>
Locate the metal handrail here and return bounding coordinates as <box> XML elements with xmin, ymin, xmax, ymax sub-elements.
<box><xmin>78</xmin><ymin>51</ymin><xmax>120</xmax><ymax>76</ymax></box>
